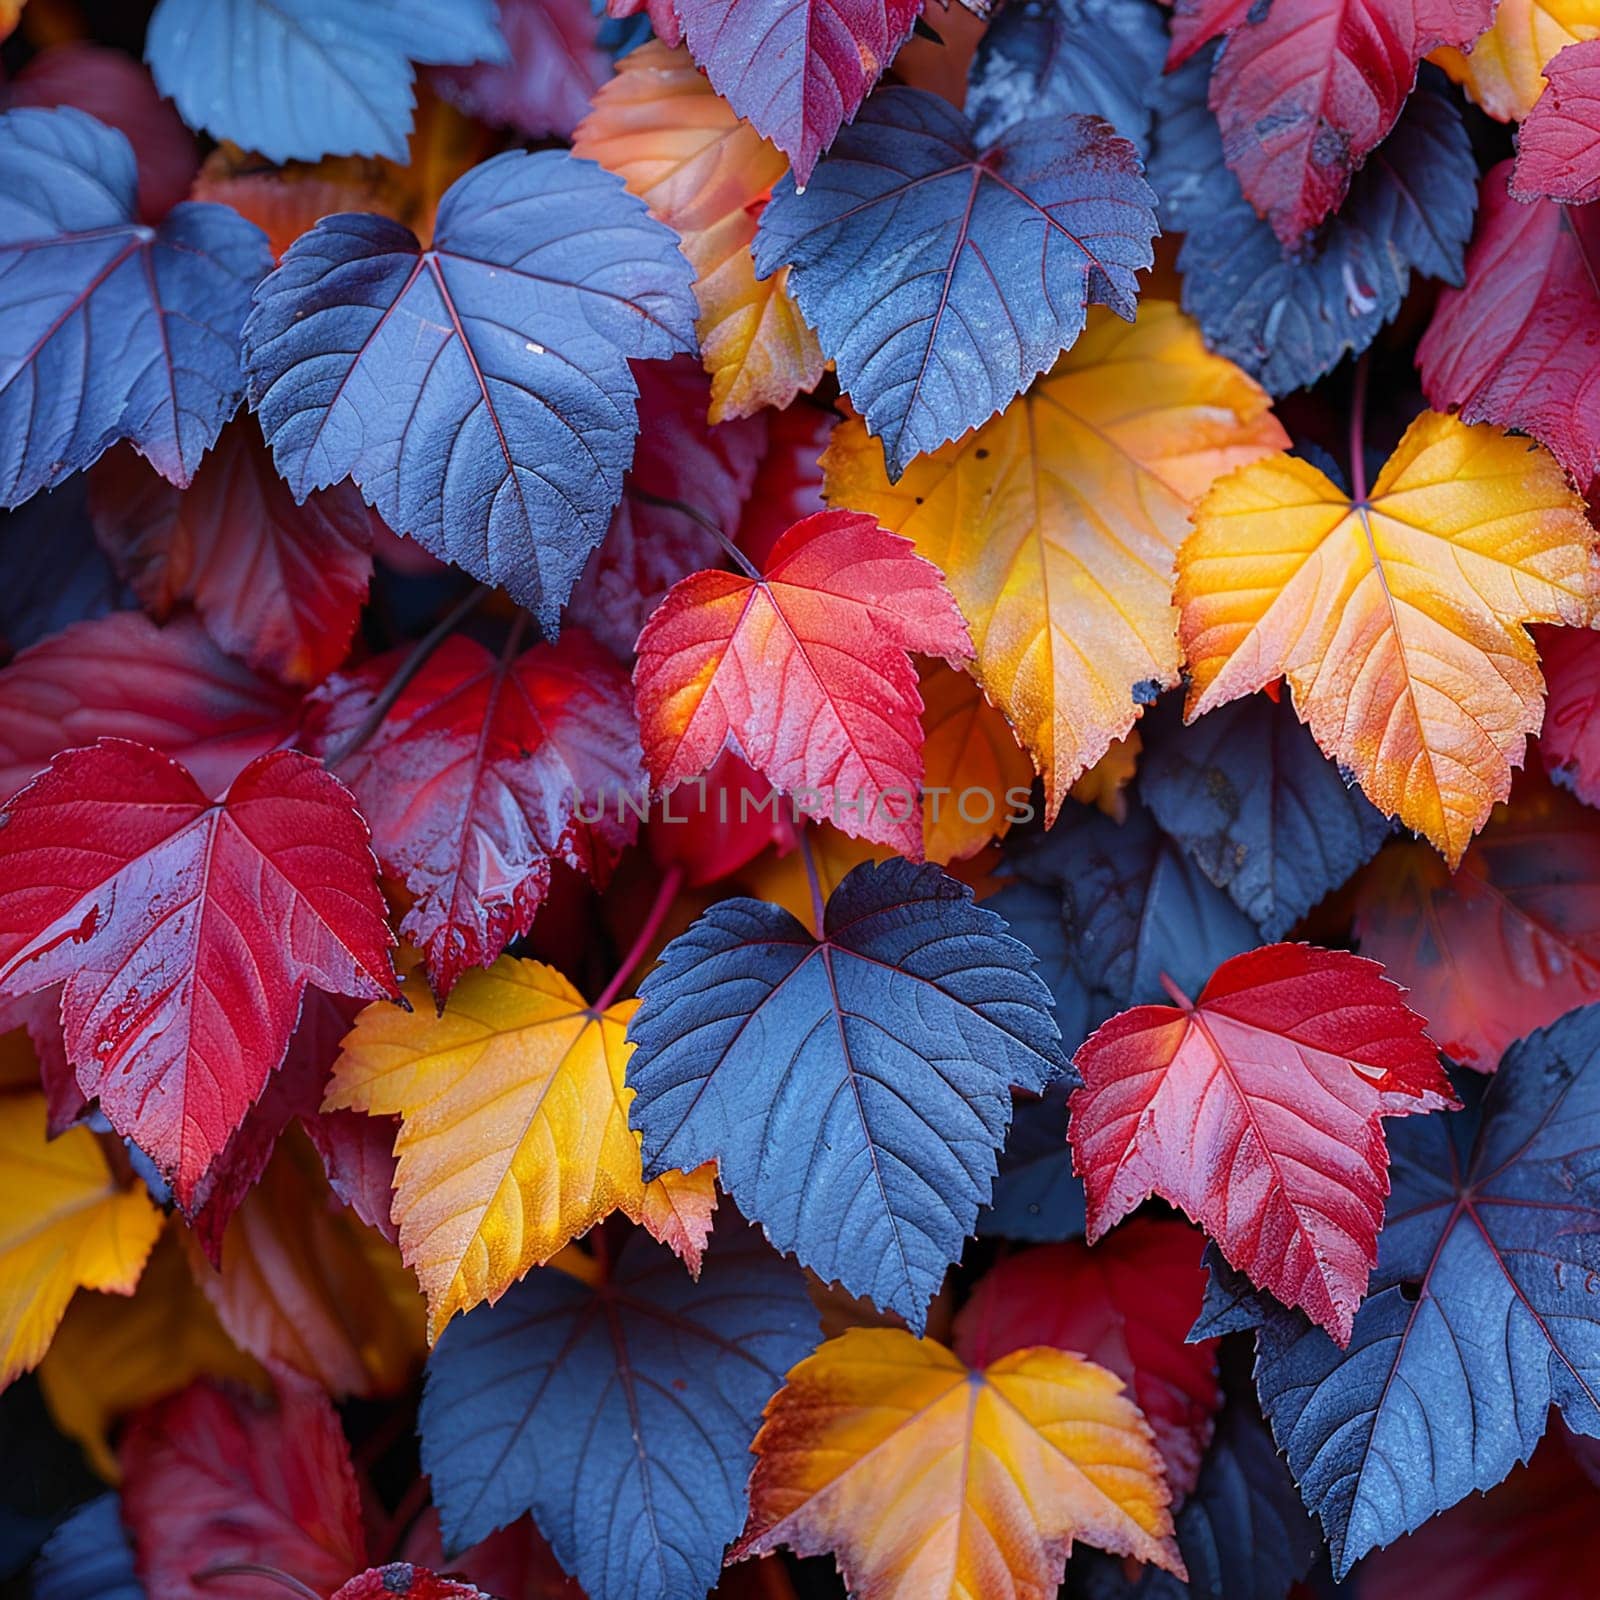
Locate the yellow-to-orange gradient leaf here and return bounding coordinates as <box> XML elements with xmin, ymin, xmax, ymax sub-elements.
<box><xmin>1070</xmin><ymin>730</ymin><xmax>1142</xmax><ymax>821</ymax></box>
<box><xmin>0</xmin><ymin>1094</ymin><xmax>162</xmax><ymax>1389</ymax></box>
<box><xmin>326</xmin><ymin>958</ymin><xmax>716</xmax><ymax>1338</ymax></box>
<box><xmin>572</xmin><ymin>41</ymin><xmax>825</xmax><ymax>421</ymax></box>
<box><xmin>1177</xmin><ymin>412</ymin><xmax>1598</xmax><ymax>866</ymax></box>
<box><xmin>1431</xmin><ymin>0</ymin><xmax>1600</xmax><ymax>120</ymax></box>
<box><xmin>823</xmin><ymin>302</ymin><xmax>1286</xmax><ymax>820</ymax></box>
<box><xmin>733</xmin><ymin>1327</ymin><xmax>1184</xmax><ymax>1598</ymax></box>
<box><xmin>918</xmin><ymin>662</ymin><xmax>1033</xmax><ymax>864</ymax></box>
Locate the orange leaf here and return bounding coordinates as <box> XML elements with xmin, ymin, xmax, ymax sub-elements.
<box><xmin>919</xmin><ymin>661</ymin><xmax>1033</xmax><ymax>863</ymax></box>
<box><xmin>733</xmin><ymin>1326</ymin><xmax>1185</xmax><ymax>1597</ymax></box>
<box><xmin>1178</xmin><ymin>412</ymin><xmax>1598</xmax><ymax>865</ymax></box>
<box><xmin>1431</xmin><ymin>0</ymin><xmax>1598</xmax><ymax>120</ymax></box>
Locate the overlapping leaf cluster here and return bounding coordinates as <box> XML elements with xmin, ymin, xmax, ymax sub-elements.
<box><xmin>6</xmin><ymin>0</ymin><xmax>1600</xmax><ymax>1597</ymax></box>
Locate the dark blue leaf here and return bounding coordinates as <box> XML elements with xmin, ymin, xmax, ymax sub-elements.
<box><xmin>420</xmin><ymin>1225</ymin><xmax>818</xmax><ymax>1600</ymax></box>
<box><xmin>991</xmin><ymin>798</ymin><xmax>1258</xmax><ymax>1046</ymax></box>
<box><xmin>626</xmin><ymin>857</ymin><xmax>1069</xmax><ymax>1328</ymax></box>
<box><xmin>966</xmin><ymin>0</ymin><xmax>1168</xmax><ymax>151</ymax></box>
<box><xmin>753</xmin><ymin>86</ymin><xmax>1157</xmax><ymax>479</ymax></box>
<box><xmin>0</xmin><ymin>477</ymin><xmax>131</xmax><ymax>656</ymax></box>
<box><xmin>1138</xmin><ymin>694</ymin><xmax>1392</xmax><ymax>939</ymax></box>
<box><xmin>145</xmin><ymin>0</ymin><xmax>507</xmax><ymax>163</ymax></box>
<box><xmin>977</xmin><ymin>1078</ymin><xmax>1087</xmax><ymax>1241</ymax></box>
<box><xmin>1249</xmin><ymin>1013</ymin><xmax>1600</xmax><ymax>1577</ymax></box>
<box><xmin>243</xmin><ymin>150</ymin><xmax>698</xmax><ymax>630</ymax></box>
<box><xmin>1147</xmin><ymin>58</ymin><xmax>1476</xmax><ymax>395</ymax></box>
<box><xmin>1188</xmin><ymin>1243</ymin><xmax>1280</xmax><ymax>1341</ymax></box>
<box><xmin>29</xmin><ymin>1497</ymin><xmax>143</xmax><ymax>1600</ymax></box>
<box><xmin>0</xmin><ymin>108</ymin><xmax>270</xmax><ymax>504</ymax></box>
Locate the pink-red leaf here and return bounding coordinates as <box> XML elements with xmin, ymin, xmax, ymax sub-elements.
<box><xmin>1541</xmin><ymin>624</ymin><xmax>1600</xmax><ymax>805</ymax></box>
<box><xmin>0</xmin><ymin>742</ymin><xmax>398</xmax><ymax>1205</ymax></box>
<box><xmin>334</xmin><ymin>1569</ymin><xmax>489</xmax><ymax>1600</ymax></box>
<box><xmin>1069</xmin><ymin>943</ymin><xmax>1453</xmax><ymax>1343</ymax></box>
<box><xmin>633</xmin><ymin>510</ymin><xmax>971</xmax><ymax>856</ymax></box>
<box><xmin>1512</xmin><ymin>39</ymin><xmax>1600</xmax><ymax>203</ymax></box>
<box><xmin>310</xmin><ymin>630</ymin><xmax>643</xmax><ymax>997</ymax></box>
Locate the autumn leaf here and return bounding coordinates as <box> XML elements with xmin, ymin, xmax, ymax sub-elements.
<box><xmin>1431</xmin><ymin>0</ymin><xmax>1600</xmax><ymax>119</ymax></box>
<box><xmin>1177</xmin><ymin>411</ymin><xmax>1598</xmax><ymax>864</ymax></box>
<box><xmin>573</xmin><ymin>42</ymin><xmax>825</xmax><ymax>422</ymax></box>
<box><xmin>918</xmin><ymin>662</ymin><xmax>1033</xmax><ymax>863</ymax></box>
<box><xmin>1069</xmin><ymin>943</ymin><xmax>1454</xmax><ymax>1342</ymax></box>
<box><xmin>825</xmin><ymin>302</ymin><xmax>1287</xmax><ymax>818</ymax></box>
<box><xmin>633</xmin><ymin>510</ymin><xmax>972</xmax><ymax>855</ymax></box>
<box><xmin>0</xmin><ymin>1093</ymin><xmax>162</xmax><ymax>1389</ymax></box>
<box><xmin>1511</xmin><ymin>39</ymin><xmax>1600</xmax><ymax>201</ymax></box>
<box><xmin>327</xmin><ymin>958</ymin><xmax>715</xmax><ymax>1339</ymax></box>
<box><xmin>732</xmin><ymin>1326</ymin><xmax>1186</xmax><ymax>1595</ymax></box>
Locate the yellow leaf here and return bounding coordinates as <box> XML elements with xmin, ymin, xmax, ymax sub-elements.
<box><xmin>327</xmin><ymin>959</ymin><xmax>715</xmax><ymax>1338</ymax></box>
<box><xmin>824</xmin><ymin>302</ymin><xmax>1286</xmax><ymax>819</ymax></box>
<box><xmin>38</xmin><ymin>1225</ymin><xmax>262</xmax><ymax>1480</ymax></box>
<box><xmin>1431</xmin><ymin>0</ymin><xmax>1600</xmax><ymax>121</ymax></box>
<box><xmin>1070</xmin><ymin>729</ymin><xmax>1142</xmax><ymax>821</ymax></box>
<box><xmin>919</xmin><ymin>662</ymin><xmax>1034</xmax><ymax>863</ymax></box>
<box><xmin>188</xmin><ymin>1130</ymin><xmax>426</xmax><ymax>1392</ymax></box>
<box><xmin>572</xmin><ymin>41</ymin><xmax>825</xmax><ymax>421</ymax></box>
<box><xmin>1178</xmin><ymin>412</ymin><xmax>1598</xmax><ymax>866</ymax></box>
<box><xmin>0</xmin><ymin>1094</ymin><xmax>162</xmax><ymax>1388</ymax></box>
<box><xmin>734</xmin><ymin>1327</ymin><xmax>1184</xmax><ymax>1598</ymax></box>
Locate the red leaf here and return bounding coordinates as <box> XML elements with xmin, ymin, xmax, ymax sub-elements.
<box><xmin>309</xmin><ymin>630</ymin><xmax>643</xmax><ymax>997</ymax></box>
<box><xmin>633</xmin><ymin>510</ymin><xmax>972</xmax><ymax>856</ymax></box>
<box><xmin>1068</xmin><ymin>944</ymin><xmax>1454</xmax><ymax>1343</ymax></box>
<box><xmin>0</xmin><ymin>742</ymin><xmax>398</xmax><ymax>1204</ymax></box>
<box><xmin>334</xmin><ymin>1569</ymin><xmax>489</xmax><ymax>1600</ymax></box>
<box><xmin>1352</xmin><ymin>779</ymin><xmax>1600</xmax><ymax>1072</ymax></box>
<box><xmin>431</xmin><ymin>0</ymin><xmax>611</xmax><ymax>140</ymax></box>
<box><xmin>1167</xmin><ymin>0</ymin><xmax>1258</xmax><ymax>66</ymax></box>
<box><xmin>567</xmin><ymin>356</ymin><xmax>766</xmax><ymax>660</ymax></box>
<box><xmin>0</xmin><ymin>612</ymin><xmax>299</xmax><ymax>801</ymax></box>
<box><xmin>90</xmin><ymin>421</ymin><xmax>375</xmax><ymax>687</ymax></box>
<box><xmin>1540</xmin><ymin>623</ymin><xmax>1600</xmax><ymax>805</ymax></box>
<box><xmin>1208</xmin><ymin>0</ymin><xmax>1494</xmax><ymax>247</ymax></box>
<box><xmin>952</xmin><ymin>1220</ymin><xmax>1222</xmax><ymax>1501</ymax></box>
<box><xmin>303</xmin><ymin>1106</ymin><xmax>400</xmax><ymax>1243</ymax></box>
<box><xmin>736</xmin><ymin>399</ymin><xmax>834</xmax><ymax>570</ymax></box>
<box><xmin>1419</xmin><ymin>161</ymin><xmax>1600</xmax><ymax>482</ymax></box>
<box><xmin>401</xmin><ymin>1509</ymin><xmax>581</xmax><ymax>1600</ymax></box>
<box><xmin>2</xmin><ymin>43</ymin><xmax>197</xmax><ymax>222</ymax></box>
<box><xmin>1512</xmin><ymin>41</ymin><xmax>1600</xmax><ymax>205</ymax></box>
<box><xmin>120</xmin><ymin>1374</ymin><xmax>366</xmax><ymax>1600</ymax></box>
<box><xmin>674</xmin><ymin>0</ymin><xmax>924</xmax><ymax>182</ymax></box>
<box><xmin>646</xmin><ymin>747</ymin><xmax>797</xmax><ymax>887</ymax></box>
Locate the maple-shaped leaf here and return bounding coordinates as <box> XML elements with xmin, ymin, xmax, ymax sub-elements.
<box><xmin>1419</xmin><ymin>163</ymin><xmax>1600</xmax><ymax>483</ymax></box>
<box><xmin>1542</xmin><ymin>623</ymin><xmax>1600</xmax><ymax>805</ymax></box>
<box><xmin>334</xmin><ymin>1569</ymin><xmax>488</xmax><ymax>1600</ymax></box>
<box><xmin>310</xmin><ymin>630</ymin><xmax>643</xmax><ymax>997</ymax></box>
<box><xmin>1149</xmin><ymin>58</ymin><xmax>1478</xmax><ymax>396</ymax></box>
<box><xmin>421</xmin><ymin>1226</ymin><xmax>819</xmax><ymax>1596</ymax></box>
<box><xmin>28</xmin><ymin>1495</ymin><xmax>143</xmax><ymax>1600</ymax></box>
<box><xmin>953</xmin><ymin>1220</ymin><xmax>1221</xmax><ymax>1499</ymax></box>
<box><xmin>627</xmin><ymin>858</ymin><xmax>1067</xmax><ymax>1327</ymax></box>
<box><xmin>1511</xmin><ymin>40</ymin><xmax>1600</xmax><ymax>202</ymax></box>
<box><xmin>2</xmin><ymin>41</ymin><xmax>196</xmax><ymax>223</ymax></box>
<box><xmin>1178</xmin><ymin>411</ymin><xmax>1598</xmax><ymax>866</ymax></box>
<box><xmin>918</xmin><ymin>662</ymin><xmax>1033</xmax><ymax>864</ymax></box>
<box><xmin>965</xmin><ymin>0</ymin><xmax>1167</xmax><ymax>150</ymax></box>
<box><xmin>674</xmin><ymin>0</ymin><xmax>921</xmax><ymax>183</ymax></box>
<box><xmin>573</xmin><ymin>42</ymin><xmax>826</xmax><ymax>422</ymax></box>
<box><xmin>633</xmin><ymin>510</ymin><xmax>970</xmax><ymax>856</ymax></box>
<box><xmin>1139</xmin><ymin>693</ymin><xmax>1391</xmax><ymax>938</ymax></box>
<box><xmin>1244</xmin><ymin>1011</ymin><xmax>1600</xmax><ymax>1575</ymax></box>
<box><xmin>190</xmin><ymin>1130</ymin><xmax>424</xmax><ymax>1396</ymax></box>
<box><xmin>977</xmin><ymin>1080</ymin><xmax>1088</xmax><ymax>1242</ymax></box>
<box><xmin>733</xmin><ymin>1325</ymin><xmax>1184</xmax><ymax>1594</ymax></box>
<box><xmin>39</xmin><ymin>1227</ymin><xmax>263</xmax><ymax>1481</ymax></box>
<box><xmin>144</xmin><ymin>0</ymin><xmax>506</xmax><ymax>163</ymax></box>
<box><xmin>1352</xmin><ymin>781</ymin><xmax>1600</xmax><ymax>1071</ymax></box>
<box><xmin>567</xmin><ymin>357</ymin><xmax>766</xmax><ymax>657</ymax></box>
<box><xmin>1431</xmin><ymin>0</ymin><xmax>1600</xmax><ymax>119</ymax></box>
<box><xmin>0</xmin><ymin>612</ymin><xmax>297</xmax><ymax>803</ymax></box>
<box><xmin>89</xmin><ymin>423</ymin><xmax>373</xmax><ymax>688</ymax></box>
<box><xmin>824</xmin><ymin>301</ymin><xmax>1285</xmax><ymax>815</ymax></box>
<box><xmin>992</xmin><ymin>796</ymin><xmax>1260</xmax><ymax>1055</ymax></box>
<box><xmin>120</xmin><ymin>1374</ymin><xmax>367</xmax><ymax>1600</ymax></box>
<box><xmin>243</xmin><ymin>150</ymin><xmax>698</xmax><ymax>630</ymax></box>
<box><xmin>432</xmin><ymin>0</ymin><xmax>610</xmax><ymax>141</ymax></box>
<box><xmin>327</xmin><ymin>958</ymin><xmax>716</xmax><ymax>1339</ymax></box>
<box><xmin>754</xmin><ymin>87</ymin><xmax>1158</xmax><ymax>479</ymax></box>
<box><xmin>0</xmin><ymin>1094</ymin><xmax>162</xmax><ymax>1389</ymax></box>
<box><xmin>0</xmin><ymin>741</ymin><xmax>398</xmax><ymax>1205</ymax></box>
<box><xmin>0</xmin><ymin>108</ymin><xmax>270</xmax><ymax>503</ymax></box>
<box><xmin>1205</xmin><ymin>0</ymin><xmax>1493</xmax><ymax>249</ymax></box>
<box><xmin>1070</xmin><ymin>943</ymin><xmax>1454</xmax><ymax>1342</ymax></box>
